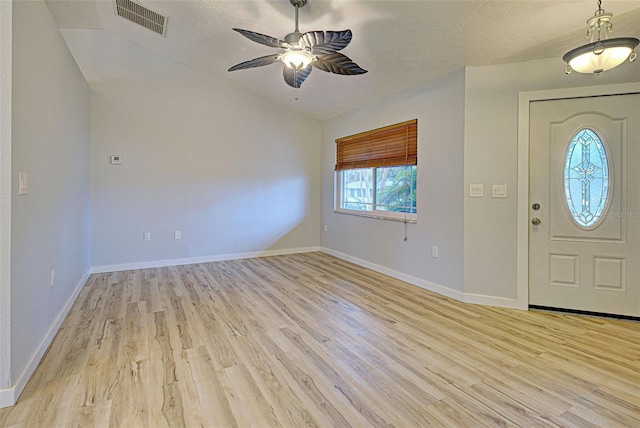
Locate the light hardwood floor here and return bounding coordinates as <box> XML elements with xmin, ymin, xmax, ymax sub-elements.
<box><xmin>1</xmin><ymin>252</ymin><xmax>639</xmax><ymax>427</ymax></box>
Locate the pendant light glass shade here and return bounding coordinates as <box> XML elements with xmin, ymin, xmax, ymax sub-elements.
<box><xmin>563</xmin><ymin>2</ymin><xmax>638</xmax><ymax>74</ymax></box>
<box><xmin>564</xmin><ymin>38</ymin><xmax>639</xmax><ymax>74</ymax></box>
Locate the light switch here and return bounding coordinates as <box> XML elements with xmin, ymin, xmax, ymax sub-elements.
<box><xmin>492</xmin><ymin>185</ymin><xmax>507</xmax><ymax>198</ymax></box>
<box><xmin>469</xmin><ymin>184</ymin><xmax>484</xmax><ymax>198</ymax></box>
<box><xmin>18</xmin><ymin>172</ymin><xmax>28</xmax><ymax>195</ymax></box>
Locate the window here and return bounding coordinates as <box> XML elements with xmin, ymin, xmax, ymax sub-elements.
<box><xmin>564</xmin><ymin>128</ymin><xmax>610</xmax><ymax>228</ymax></box>
<box><xmin>335</xmin><ymin>119</ymin><xmax>417</xmax><ymax>221</ymax></box>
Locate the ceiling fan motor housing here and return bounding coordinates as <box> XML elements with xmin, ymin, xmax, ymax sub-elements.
<box><xmin>285</xmin><ymin>32</ymin><xmax>304</xmax><ymax>44</ymax></box>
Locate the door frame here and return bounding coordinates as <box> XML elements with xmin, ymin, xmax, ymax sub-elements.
<box><xmin>516</xmin><ymin>82</ymin><xmax>640</xmax><ymax>310</ymax></box>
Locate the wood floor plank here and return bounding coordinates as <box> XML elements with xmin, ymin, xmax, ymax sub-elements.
<box><xmin>279</xmin><ymin>327</ymin><xmax>394</xmax><ymax>427</ymax></box>
<box><xmin>185</xmin><ymin>346</ymin><xmax>238</xmax><ymax>427</ymax></box>
<box><xmin>1</xmin><ymin>252</ymin><xmax>638</xmax><ymax>427</ymax></box>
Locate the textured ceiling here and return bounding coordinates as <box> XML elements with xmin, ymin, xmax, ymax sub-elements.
<box><xmin>45</xmin><ymin>0</ymin><xmax>640</xmax><ymax>120</ymax></box>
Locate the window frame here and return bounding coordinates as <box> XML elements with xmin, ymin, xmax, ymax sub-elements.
<box><xmin>334</xmin><ymin>119</ymin><xmax>418</xmax><ymax>222</ymax></box>
<box><xmin>335</xmin><ymin>165</ymin><xmax>417</xmax><ymax>223</ymax></box>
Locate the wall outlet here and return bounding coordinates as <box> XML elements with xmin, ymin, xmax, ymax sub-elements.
<box><xmin>174</xmin><ymin>230</ymin><xmax>182</xmax><ymax>240</ymax></box>
<box><xmin>50</xmin><ymin>270</ymin><xmax>55</xmax><ymax>287</ymax></box>
<box><xmin>324</xmin><ymin>225</ymin><xmax>328</xmax><ymax>232</ymax></box>
<box><xmin>143</xmin><ymin>232</ymin><xmax>151</xmax><ymax>241</ymax></box>
<box><xmin>432</xmin><ymin>246</ymin><xmax>439</xmax><ymax>258</ymax></box>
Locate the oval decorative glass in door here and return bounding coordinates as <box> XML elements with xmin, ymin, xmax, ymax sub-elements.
<box><xmin>564</xmin><ymin>128</ymin><xmax>610</xmax><ymax>228</ymax></box>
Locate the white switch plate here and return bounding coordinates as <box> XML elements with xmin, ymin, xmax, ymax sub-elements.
<box><xmin>174</xmin><ymin>230</ymin><xmax>182</xmax><ymax>240</ymax></box>
<box><xmin>469</xmin><ymin>184</ymin><xmax>483</xmax><ymax>198</ymax></box>
<box><xmin>492</xmin><ymin>184</ymin><xmax>507</xmax><ymax>198</ymax></box>
<box><xmin>143</xmin><ymin>232</ymin><xmax>151</xmax><ymax>241</ymax></box>
<box><xmin>110</xmin><ymin>155</ymin><xmax>122</xmax><ymax>165</ymax></box>
<box><xmin>18</xmin><ymin>172</ymin><xmax>28</xmax><ymax>195</ymax></box>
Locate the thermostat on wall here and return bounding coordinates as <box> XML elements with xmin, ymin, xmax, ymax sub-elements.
<box><xmin>110</xmin><ymin>155</ymin><xmax>122</xmax><ymax>165</ymax></box>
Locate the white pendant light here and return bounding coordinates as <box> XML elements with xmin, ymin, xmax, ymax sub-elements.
<box><xmin>563</xmin><ymin>0</ymin><xmax>638</xmax><ymax>75</ymax></box>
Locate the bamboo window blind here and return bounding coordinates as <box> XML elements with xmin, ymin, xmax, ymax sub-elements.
<box><xmin>335</xmin><ymin>119</ymin><xmax>417</xmax><ymax>170</ymax></box>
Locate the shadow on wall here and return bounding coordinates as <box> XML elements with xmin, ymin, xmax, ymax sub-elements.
<box><xmin>187</xmin><ymin>176</ymin><xmax>311</xmax><ymax>256</ymax></box>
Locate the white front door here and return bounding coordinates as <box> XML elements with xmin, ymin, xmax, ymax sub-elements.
<box><xmin>529</xmin><ymin>93</ymin><xmax>640</xmax><ymax>317</ymax></box>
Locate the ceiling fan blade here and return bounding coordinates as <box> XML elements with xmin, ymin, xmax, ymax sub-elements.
<box><xmin>311</xmin><ymin>53</ymin><xmax>367</xmax><ymax>75</ymax></box>
<box><xmin>232</xmin><ymin>28</ymin><xmax>287</xmax><ymax>48</ymax></box>
<box><xmin>283</xmin><ymin>65</ymin><xmax>312</xmax><ymax>88</ymax></box>
<box><xmin>228</xmin><ymin>54</ymin><xmax>281</xmax><ymax>72</ymax></box>
<box><xmin>302</xmin><ymin>30</ymin><xmax>352</xmax><ymax>55</ymax></box>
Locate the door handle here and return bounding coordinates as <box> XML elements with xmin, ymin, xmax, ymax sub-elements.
<box><xmin>531</xmin><ymin>218</ymin><xmax>542</xmax><ymax>225</ymax></box>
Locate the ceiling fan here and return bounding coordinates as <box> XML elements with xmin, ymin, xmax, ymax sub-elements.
<box><xmin>228</xmin><ymin>0</ymin><xmax>367</xmax><ymax>89</ymax></box>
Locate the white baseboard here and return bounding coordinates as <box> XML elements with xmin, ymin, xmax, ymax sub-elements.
<box><xmin>463</xmin><ymin>292</ymin><xmax>522</xmax><ymax>309</ymax></box>
<box><xmin>0</xmin><ymin>385</ymin><xmax>13</xmax><ymax>409</ymax></box>
<box><xmin>0</xmin><ymin>270</ymin><xmax>90</xmax><ymax>409</ymax></box>
<box><xmin>321</xmin><ymin>247</ymin><xmax>465</xmax><ymax>301</ymax></box>
<box><xmin>320</xmin><ymin>247</ymin><xmax>522</xmax><ymax>310</ymax></box>
<box><xmin>90</xmin><ymin>246</ymin><xmax>322</xmax><ymax>274</ymax></box>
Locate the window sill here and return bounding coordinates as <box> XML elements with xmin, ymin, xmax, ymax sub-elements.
<box><xmin>334</xmin><ymin>209</ymin><xmax>417</xmax><ymax>223</ymax></box>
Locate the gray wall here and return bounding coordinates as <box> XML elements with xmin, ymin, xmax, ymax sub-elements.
<box><xmin>80</xmin><ymin>30</ymin><xmax>322</xmax><ymax>269</ymax></box>
<box><xmin>10</xmin><ymin>0</ymin><xmax>91</xmax><ymax>384</ymax></box>
<box><xmin>321</xmin><ymin>69</ymin><xmax>466</xmax><ymax>294</ymax></box>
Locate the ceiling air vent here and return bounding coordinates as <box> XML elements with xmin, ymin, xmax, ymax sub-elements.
<box><xmin>114</xmin><ymin>0</ymin><xmax>168</xmax><ymax>37</ymax></box>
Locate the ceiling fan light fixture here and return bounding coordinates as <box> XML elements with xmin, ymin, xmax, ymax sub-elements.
<box><xmin>228</xmin><ymin>0</ymin><xmax>367</xmax><ymax>88</ymax></box>
<box><xmin>563</xmin><ymin>1</ymin><xmax>638</xmax><ymax>74</ymax></box>
<box><xmin>281</xmin><ymin>49</ymin><xmax>315</xmax><ymax>70</ymax></box>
